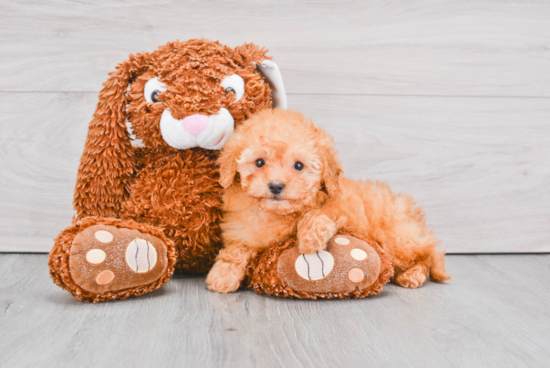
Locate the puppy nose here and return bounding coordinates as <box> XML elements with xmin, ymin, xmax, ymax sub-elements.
<box><xmin>182</xmin><ymin>114</ymin><xmax>209</xmax><ymax>136</ymax></box>
<box><xmin>268</xmin><ymin>182</ymin><xmax>285</xmax><ymax>195</ymax></box>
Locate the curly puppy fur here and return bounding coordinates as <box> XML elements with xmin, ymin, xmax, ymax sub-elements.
<box><xmin>206</xmin><ymin>109</ymin><xmax>450</xmax><ymax>293</ymax></box>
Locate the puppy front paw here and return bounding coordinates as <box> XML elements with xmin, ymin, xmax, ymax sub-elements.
<box><xmin>298</xmin><ymin>214</ymin><xmax>337</xmax><ymax>254</ymax></box>
<box><xmin>206</xmin><ymin>260</ymin><xmax>243</xmax><ymax>293</ymax></box>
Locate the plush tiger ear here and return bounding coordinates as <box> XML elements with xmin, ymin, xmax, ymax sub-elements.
<box><xmin>233</xmin><ymin>43</ymin><xmax>270</xmax><ymax>68</ymax></box>
<box><xmin>234</xmin><ymin>43</ymin><xmax>287</xmax><ymax>109</ymax></box>
<box><xmin>73</xmin><ymin>53</ymin><xmax>149</xmax><ymax>220</ymax></box>
<box><xmin>255</xmin><ymin>60</ymin><xmax>287</xmax><ymax>109</ymax></box>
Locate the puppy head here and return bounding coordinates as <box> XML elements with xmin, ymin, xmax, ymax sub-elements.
<box><xmin>219</xmin><ymin>109</ymin><xmax>342</xmax><ymax>215</ymax></box>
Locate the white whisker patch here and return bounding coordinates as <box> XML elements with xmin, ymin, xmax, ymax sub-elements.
<box><xmin>160</xmin><ymin>108</ymin><xmax>234</xmax><ymax>150</ymax></box>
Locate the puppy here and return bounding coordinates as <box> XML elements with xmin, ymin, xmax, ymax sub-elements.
<box><xmin>206</xmin><ymin>109</ymin><xmax>450</xmax><ymax>293</ymax></box>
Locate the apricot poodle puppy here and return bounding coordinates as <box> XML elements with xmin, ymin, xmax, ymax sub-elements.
<box><xmin>206</xmin><ymin>109</ymin><xmax>450</xmax><ymax>293</ymax></box>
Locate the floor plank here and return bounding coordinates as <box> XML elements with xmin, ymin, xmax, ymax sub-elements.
<box><xmin>0</xmin><ymin>92</ymin><xmax>548</xmax><ymax>253</ymax></box>
<box><xmin>1</xmin><ymin>0</ymin><xmax>549</xmax><ymax>97</ymax></box>
<box><xmin>0</xmin><ymin>254</ymin><xmax>549</xmax><ymax>368</ymax></box>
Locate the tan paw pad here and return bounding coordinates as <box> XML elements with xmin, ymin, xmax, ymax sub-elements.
<box><xmin>295</xmin><ymin>251</ymin><xmax>334</xmax><ymax>280</ymax></box>
<box><xmin>277</xmin><ymin>235</ymin><xmax>382</xmax><ymax>294</ymax></box>
<box><xmin>69</xmin><ymin>224</ymin><xmax>170</xmax><ymax>294</ymax></box>
<box><xmin>350</xmin><ymin>248</ymin><xmax>367</xmax><ymax>261</ymax></box>
<box><xmin>86</xmin><ymin>249</ymin><xmax>106</xmax><ymax>264</ymax></box>
<box><xmin>96</xmin><ymin>270</ymin><xmax>115</xmax><ymax>285</ymax></box>
<box><xmin>334</xmin><ymin>237</ymin><xmax>350</xmax><ymax>245</ymax></box>
<box><xmin>348</xmin><ymin>268</ymin><xmax>365</xmax><ymax>283</ymax></box>
<box><xmin>125</xmin><ymin>239</ymin><xmax>158</xmax><ymax>273</ymax></box>
<box><xmin>94</xmin><ymin>230</ymin><xmax>113</xmax><ymax>243</ymax></box>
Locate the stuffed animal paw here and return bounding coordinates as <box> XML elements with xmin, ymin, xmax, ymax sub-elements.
<box><xmin>49</xmin><ymin>218</ymin><xmax>177</xmax><ymax>302</ymax></box>
<box><xmin>246</xmin><ymin>233</ymin><xmax>393</xmax><ymax>299</ymax></box>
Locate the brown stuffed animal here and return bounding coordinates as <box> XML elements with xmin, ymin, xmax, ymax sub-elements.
<box><xmin>246</xmin><ymin>232</ymin><xmax>393</xmax><ymax>299</ymax></box>
<box><xmin>48</xmin><ymin>39</ymin><xmax>287</xmax><ymax>302</ymax></box>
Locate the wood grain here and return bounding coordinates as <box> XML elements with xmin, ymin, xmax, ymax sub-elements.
<box><xmin>291</xmin><ymin>94</ymin><xmax>550</xmax><ymax>254</ymax></box>
<box><xmin>1</xmin><ymin>253</ymin><xmax>549</xmax><ymax>367</ymax></box>
<box><xmin>1</xmin><ymin>0</ymin><xmax>549</xmax><ymax>97</ymax></box>
<box><xmin>1</xmin><ymin>0</ymin><xmax>549</xmax><ymax>253</ymax></box>
<box><xmin>0</xmin><ymin>93</ymin><xmax>91</xmax><ymax>252</ymax></box>
<box><xmin>0</xmin><ymin>92</ymin><xmax>548</xmax><ymax>253</ymax></box>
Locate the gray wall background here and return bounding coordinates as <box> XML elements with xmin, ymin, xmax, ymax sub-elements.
<box><xmin>1</xmin><ymin>0</ymin><xmax>548</xmax><ymax>253</ymax></box>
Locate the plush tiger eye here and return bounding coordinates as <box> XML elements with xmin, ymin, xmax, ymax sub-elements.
<box><xmin>221</xmin><ymin>74</ymin><xmax>245</xmax><ymax>101</ymax></box>
<box><xmin>151</xmin><ymin>90</ymin><xmax>161</xmax><ymax>103</ymax></box>
<box><xmin>144</xmin><ymin>77</ymin><xmax>166</xmax><ymax>104</ymax></box>
<box><xmin>255</xmin><ymin>158</ymin><xmax>265</xmax><ymax>168</ymax></box>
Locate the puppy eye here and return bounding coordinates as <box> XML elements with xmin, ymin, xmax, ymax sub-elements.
<box><xmin>294</xmin><ymin>161</ymin><xmax>304</xmax><ymax>171</ymax></box>
<box><xmin>255</xmin><ymin>158</ymin><xmax>265</xmax><ymax>168</ymax></box>
<box><xmin>221</xmin><ymin>74</ymin><xmax>245</xmax><ymax>101</ymax></box>
<box><xmin>144</xmin><ymin>77</ymin><xmax>167</xmax><ymax>104</ymax></box>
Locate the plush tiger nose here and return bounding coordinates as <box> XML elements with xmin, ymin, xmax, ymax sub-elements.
<box><xmin>268</xmin><ymin>182</ymin><xmax>285</xmax><ymax>195</ymax></box>
<box><xmin>182</xmin><ymin>114</ymin><xmax>209</xmax><ymax>136</ymax></box>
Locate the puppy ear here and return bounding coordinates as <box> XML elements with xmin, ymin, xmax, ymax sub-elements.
<box><xmin>218</xmin><ymin>135</ymin><xmax>241</xmax><ymax>189</ymax></box>
<box><xmin>321</xmin><ymin>144</ymin><xmax>343</xmax><ymax>197</ymax></box>
<box><xmin>233</xmin><ymin>43</ymin><xmax>270</xmax><ymax>68</ymax></box>
<box><xmin>73</xmin><ymin>53</ymin><xmax>149</xmax><ymax>219</ymax></box>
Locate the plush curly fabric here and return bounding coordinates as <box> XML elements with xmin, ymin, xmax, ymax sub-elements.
<box><xmin>49</xmin><ymin>39</ymin><xmax>276</xmax><ymax>301</ymax></box>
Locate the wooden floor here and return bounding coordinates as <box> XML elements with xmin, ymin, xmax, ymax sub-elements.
<box><xmin>1</xmin><ymin>254</ymin><xmax>549</xmax><ymax>368</ymax></box>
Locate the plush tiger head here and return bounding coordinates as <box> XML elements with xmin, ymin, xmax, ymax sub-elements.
<box><xmin>75</xmin><ymin>39</ymin><xmax>286</xmax><ymax>217</ymax></box>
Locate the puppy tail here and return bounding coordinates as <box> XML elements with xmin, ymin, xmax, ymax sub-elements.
<box><xmin>429</xmin><ymin>249</ymin><xmax>451</xmax><ymax>282</ymax></box>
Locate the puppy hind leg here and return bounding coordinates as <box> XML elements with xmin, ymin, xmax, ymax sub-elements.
<box><xmin>387</xmin><ymin>221</ymin><xmax>449</xmax><ymax>289</ymax></box>
<box><xmin>428</xmin><ymin>249</ymin><xmax>451</xmax><ymax>282</ymax></box>
<box><xmin>392</xmin><ymin>242</ymin><xmax>450</xmax><ymax>288</ymax></box>
<box><xmin>394</xmin><ymin>263</ymin><xmax>430</xmax><ymax>289</ymax></box>
<box><xmin>393</xmin><ymin>249</ymin><xmax>449</xmax><ymax>288</ymax></box>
